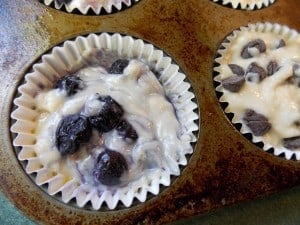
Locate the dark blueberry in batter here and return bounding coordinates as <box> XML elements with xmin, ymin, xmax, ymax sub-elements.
<box><xmin>88</xmin><ymin>95</ymin><xmax>124</xmax><ymax>132</ymax></box>
<box><xmin>116</xmin><ymin>119</ymin><xmax>138</xmax><ymax>141</ymax></box>
<box><xmin>56</xmin><ymin>114</ymin><xmax>92</xmax><ymax>156</ymax></box>
<box><xmin>55</xmin><ymin>75</ymin><xmax>83</xmax><ymax>96</ymax></box>
<box><xmin>93</xmin><ymin>149</ymin><xmax>128</xmax><ymax>186</ymax></box>
<box><xmin>108</xmin><ymin>59</ymin><xmax>129</xmax><ymax>74</ymax></box>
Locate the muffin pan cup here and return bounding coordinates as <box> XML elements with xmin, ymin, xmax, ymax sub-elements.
<box><xmin>214</xmin><ymin>22</ymin><xmax>300</xmax><ymax>160</ymax></box>
<box><xmin>10</xmin><ymin>33</ymin><xmax>199</xmax><ymax>210</ymax></box>
<box><xmin>211</xmin><ymin>0</ymin><xmax>276</xmax><ymax>10</ymax></box>
<box><xmin>2</xmin><ymin>0</ymin><xmax>300</xmax><ymax>224</ymax></box>
<box><xmin>42</xmin><ymin>0</ymin><xmax>140</xmax><ymax>14</ymax></box>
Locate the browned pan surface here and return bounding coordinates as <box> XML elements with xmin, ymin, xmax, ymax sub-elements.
<box><xmin>1</xmin><ymin>0</ymin><xmax>300</xmax><ymax>224</ymax></box>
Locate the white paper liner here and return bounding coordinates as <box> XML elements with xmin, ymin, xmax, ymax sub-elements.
<box><xmin>211</xmin><ymin>0</ymin><xmax>275</xmax><ymax>10</ymax></box>
<box><xmin>10</xmin><ymin>33</ymin><xmax>199</xmax><ymax>209</ymax></box>
<box><xmin>214</xmin><ymin>22</ymin><xmax>300</xmax><ymax>160</ymax></box>
<box><xmin>42</xmin><ymin>0</ymin><xmax>139</xmax><ymax>14</ymax></box>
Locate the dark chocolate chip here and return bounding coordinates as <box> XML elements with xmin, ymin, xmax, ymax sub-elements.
<box><xmin>243</xmin><ymin>109</ymin><xmax>268</xmax><ymax>123</ymax></box>
<box><xmin>277</xmin><ymin>39</ymin><xmax>286</xmax><ymax>49</ymax></box>
<box><xmin>243</xmin><ymin>109</ymin><xmax>271</xmax><ymax>136</ymax></box>
<box><xmin>294</xmin><ymin>120</ymin><xmax>300</xmax><ymax>127</ymax></box>
<box><xmin>267</xmin><ymin>60</ymin><xmax>279</xmax><ymax>76</ymax></box>
<box><xmin>245</xmin><ymin>121</ymin><xmax>271</xmax><ymax>137</ymax></box>
<box><xmin>241</xmin><ymin>39</ymin><xmax>266</xmax><ymax>59</ymax></box>
<box><xmin>293</xmin><ymin>64</ymin><xmax>300</xmax><ymax>86</ymax></box>
<box><xmin>228</xmin><ymin>64</ymin><xmax>245</xmax><ymax>76</ymax></box>
<box><xmin>283</xmin><ymin>136</ymin><xmax>300</xmax><ymax>150</ymax></box>
<box><xmin>293</xmin><ymin>64</ymin><xmax>300</xmax><ymax>76</ymax></box>
<box><xmin>243</xmin><ymin>109</ymin><xmax>267</xmax><ymax>122</ymax></box>
<box><xmin>245</xmin><ymin>62</ymin><xmax>267</xmax><ymax>82</ymax></box>
<box><xmin>222</xmin><ymin>75</ymin><xmax>245</xmax><ymax>92</ymax></box>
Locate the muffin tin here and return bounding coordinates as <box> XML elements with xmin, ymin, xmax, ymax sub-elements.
<box><xmin>10</xmin><ymin>32</ymin><xmax>199</xmax><ymax>210</ymax></box>
<box><xmin>41</xmin><ymin>0</ymin><xmax>140</xmax><ymax>14</ymax></box>
<box><xmin>1</xmin><ymin>0</ymin><xmax>300</xmax><ymax>224</ymax></box>
<box><xmin>214</xmin><ymin>22</ymin><xmax>300</xmax><ymax>160</ymax></box>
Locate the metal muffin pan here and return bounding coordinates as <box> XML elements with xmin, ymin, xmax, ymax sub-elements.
<box><xmin>1</xmin><ymin>0</ymin><xmax>300</xmax><ymax>224</ymax></box>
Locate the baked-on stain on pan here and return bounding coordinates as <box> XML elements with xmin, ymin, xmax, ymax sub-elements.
<box><xmin>1</xmin><ymin>0</ymin><xmax>300</xmax><ymax>224</ymax></box>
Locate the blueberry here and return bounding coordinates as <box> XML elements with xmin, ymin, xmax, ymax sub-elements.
<box><xmin>93</xmin><ymin>148</ymin><xmax>128</xmax><ymax>186</ymax></box>
<box><xmin>88</xmin><ymin>95</ymin><xmax>124</xmax><ymax>132</ymax></box>
<box><xmin>116</xmin><ymin>119</ymin><xmax>138</xmax><ymax>141</ymax></box>
<box><xmin>108</xmin><ymin>59</ymin><xmax>129</xmax><ymax>74</ymax></box>
<box><xmin>55</xmin><ymin>75</ymin><xmax>83</xmax><ymax>96</ymax></box>
<box><xmin>56</xmin><ymin>114</ymin><xmax>92</xmax><ymax>156</ymax></box>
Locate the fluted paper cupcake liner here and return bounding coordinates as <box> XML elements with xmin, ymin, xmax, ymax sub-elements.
<box><xmin>211</xmin><ymin>0</ymin><xmax>275</xmax><ymax>10</ymax></box>
<box><xmin>42</xmin><ymin>0</ymin><xmax>139</xmax><ymax>14</ymax></box>
<box><xmin>10</xmin><ymin>33</ymin><xmax>199</xmax><ymax>209</ymax></box>
<box><xmin>214</xmin><ymin>22</ymin><xmax>300</xmax><ymax>160</ymax></box>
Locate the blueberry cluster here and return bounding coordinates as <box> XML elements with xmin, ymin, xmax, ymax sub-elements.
<box><xmin>54</xmin><ymin>66</ymin><xmax>138</xmax><ymax>185</ymax></box>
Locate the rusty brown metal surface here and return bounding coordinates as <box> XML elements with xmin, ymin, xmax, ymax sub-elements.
<box><xmin>1</xmin><ymin>0</ymin><xmax>300</xmax><ymax>224</ymax></box>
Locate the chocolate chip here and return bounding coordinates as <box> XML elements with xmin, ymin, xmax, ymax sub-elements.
<box><xmin>246</xmin><ymin>121</ymin><xmax>272</xmax><ymax>137</ymax></box>
<box><xmin>294</xmin><ymin>120</ymin><xmax>300</xmax><ymax>127</ymax></box>
<box><xmin>293</xmin><ymin>64</ymin><xmax>300</xmax><ymax>76</ymax></box>
<box><xmin>228</xmin><ymin>64</ymin><xmax>245</xmax><ymax>76</ymax></box>
<box><xmin>267</xmin><ymin>60</ymin><xmax>279</xmax><ymax>76</ymax></box>
<box><xmin>241</xmin><ymin>39</ymin><xmax>266</xmax><ymax>59</ymax></box>
<box><xmin>245</xmin><ymin>62</ymin><xmax>267</xmax><ymax>82</ymax></box>
<box><xmin>243</xmin><ymin>109</ymin><xmax>268</xmax><ymax>123</ymax></box>
<box><xmin>283</xmin><ymin>136</ymin><xmax>300</xmax><ymax>150</ymax></box>
<box><xmin>55</xmin><ymin>75</ymin><xmax>84</xmax><ymax>96</ymax></box>
<box><xmin>222</xmin><ymin>75</ymin><xmax>245</xmax><ymax>92</ymax></box>
<box><xmin>283</xmin><ymin>64</ymin><xmax>300</xmax><ymax>86</ymax></box>
<box><xmin>293</xmin><ymin>64</ymin><xmax>300</xmax><ymax>86</ymax></box>
<box><xmin>56</xmin><ymin>114</ymin><xmax>92</xmax><ymax>156</ymax></box>
<box><xmin>243</xmin><ymin>109</ymin><xmax>271</xmax><ymax>136</ymax></box>
<box><xmin>277</xmin><ymin>39</ymin><xmax>286</xmax><ymax>49</ymax></box>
